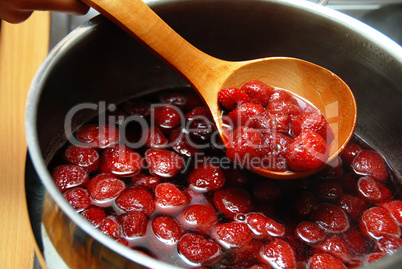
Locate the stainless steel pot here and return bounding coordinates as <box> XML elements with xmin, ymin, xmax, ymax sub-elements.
<box><xmin>25</xmin><ymin>0</ymin><xmax>402</xmax><ymax>268</ymax></box>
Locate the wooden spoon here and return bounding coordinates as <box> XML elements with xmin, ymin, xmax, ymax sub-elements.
<box><xmin>82</xmin><ymin>0</ymin><xmax>357</xmax><ymax>179</ymax></box>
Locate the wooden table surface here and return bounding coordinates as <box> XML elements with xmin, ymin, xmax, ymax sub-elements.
<box><xmin>0</xmin><ymin>12</ymin><xmax>50</xmax><ymax>269</ymax></box>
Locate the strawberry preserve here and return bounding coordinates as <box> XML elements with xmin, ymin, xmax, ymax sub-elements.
<box><xmin>49</xmin><ymin>85</ymin><xmax>402</xmax><ymax>268</ymax></box>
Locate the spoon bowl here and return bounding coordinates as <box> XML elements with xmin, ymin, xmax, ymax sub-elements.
<box><xmin>83</xmin><ymin>0</ymin><xmax>357</xmax><ymax>179</ymax></box>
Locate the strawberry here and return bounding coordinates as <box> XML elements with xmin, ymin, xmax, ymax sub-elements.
<box><xmin>100</xmin><ymin>144</ymin><xmax>143</xmax><ymax>177</ymax></box>
<box><xmin>316</xmin><ymin>181</ymin><xmax>343</xmax><ymax>200</ymax></box>
<box><xmin>357</xmin><ymin>176</ymin><xmax>392</xmax><ymax>204</ymax></box>
<box><xmin>381</xmin><ymin>200</ymin><xmax>402</xmax><ymax>224</ymax></box>
<box><xmin>80</xmin><ymin>206</ymin><xmax>107</xmax><ymax>227</ymax></box>
<box><xmin>120</xmin><ymin>210</ymin><xmax>148</xmax><ymax>238</ymax></box>
<box><xmin>308</xmin><ymin>253</ymin><xmax>347</xmax><ymax>269</ymax></box>
<box><xmin>225</xmin><ymin>126</ymin><xmax>262</xmax><ymax>168</ymax></box>
<box><xmin>227</xmin><ymin>103</ymin><xmax>265</xmax><ymax>128</ymax></box>
<box><xmin>285</xmin><ymin>131</ymin><xmax>329</xmax><ymax>171</ymax></box>
<box><xmin>360</xmin><ymin>206</ymin><xmax>401</xmax><ymax>239</ymax></box>
<box><xmin>213</xmin><ymin>187</ymin><xmax>254</xmax><ymax>219</ymax></box>
<box><xmin>295</xmin><ymin>221</ymin><xmax>327</xmax><ymax>245</ymax></box>
<box><xmin>290</xmin><ymin>112</ymin><xmax>332</xmax><ymax>142</ymax></box>
<box><xmin>240</xmin><ymin>80</ymin><xmax>274</xmax><ymax>107</ymax></box>
<box><xmin>160</xmin><ymin>91</ymin><xmax>187</xmax><ymax>108</ymax></box>
<box><xmin>188</xmin><ymin>117</ymin><xmax>215</xmax><ymax>143</ymax></box>
<box><xmin>169</xmin><ymin>127</ymin><xmax>201</xmax><ymax>157</ymax></box>
<box><xmin>98</xmin><ymin>216</ymin><xmax>121</xmax><ymax>239</ymax></box>
<box><xmin>63</xmin><ymin>187</ymin><xmax>91</xmax><ymax>211</ymax></box>
<box><xmin>260</xmin><ymin>238</ymin><xmax>296</xmax><ymax>269</ymax></box>
<box><xmin>310</xmin><ymin>203</ymin><xmax>349</xmax><ymax>233</ymax></box>
<box><xmin>365</xmin><ymin>252</ymin><xmax>386</xmax><ymax>263</ymax></box>
<box><xmin>340</xmin><ymin>142</ymin><xmax>362</xmax><ymax>165</ymax></box>
<box><xmin>252</xmin><ymin>111</ymin><xmax>290</xmax><ymax>134</ymax></box>
<box><xmin>336</xmin><ymin>193</ymin><xmax>368</xmax><ymax>220</ymax></box>
<box><xmin>87</xmin><ymin>173</ymin><xmax>126</xmax><ymax>203</ymax></box>
<box><xmin>185</xmin><ymin>106</ymin><xmax>211</xmax><ymax>122</ymax></box>
<box><xmin>115</xmin><ymin>188</ymin><xmax>155</xmax><ymax>216</ymax></box>
<box><xmin>64</xmin><ymin>145</ymin><xmax>99</xmax><ymax>172</ymax></box>
<box><xmin>218</xmin><ymin>87</ymin><xmax>250</xmax><ymax>110</ymax></box>
<box><xmin>292</xmin><ymin>190</ymin><xmax>319</xmax><ymax>217</ymax></box>
<box><xmin>145</xmin><ymin>148</ymin><xmax>184</xmax><ymax>177</ymax></box>
<box><xmin>342</xmin><ymin>226</ymin><xmax>369</xmax><ymax>256</ymax></box>
<box><xmin>123</xmin><ymin>100</ymin><xmax>151</xmax><ymax>117</ymax></box>
<box><xmin>266</xmin><ymin>100</ymin><xmax>301</xmax><ymax>117</ymax></box>
<box><xmin>154</xmin><ymin>183</ymin><xmax>190</xmax><ymax>208</ymax></box>
<box><xmin>212</xmin><ymin>221</ymin><xmax>253</xmax><ymax>249</ymax></box>
<box><xmin>313</xmin><ymin>235</ymin><xmax>350</xmax><ymax>262</ymax></box>
<box><xmin>52</xmin><ymin>164</ymin><xmax>89</xmax><ymax>192</ymax></box>
<box><xmin>252</xmin><ymin>180</ymin><xmax>282</xmax><ymax>203</ymax></box>
<box><xmin>352</xmin><ymin>150</ymin><xmax>388</xmax><ymax>182</ymax></box>
<box><xmin>269</xmin><ymin>89</ymin><xmax>293</xmax><ymax>102</ymax></box>
<box><xmin>375</xmin><ymin>235</ymin><xmax>402</xmax><ymax>254</ymax></box>
<box><xmin>130</xmin><ymin>173</ymin><xmax>160</xmax><ymax>190</ymax></box>
<box><xmin>246</xmin><ymin>212</ymin><xmax>285</xmax><ymax>238</ymax></box>
<box><xmin>142</xmin><ymin>126</ymin><xmax>168</xmax><ymax>148</ymax></box>
<box><xmin>259</xmin><ymin>132</ymin><xmax>293</xmax><ymax>171</ymax></box>
<box><xmin>76</xmin><ymin>124</ymin><xmax>120</xmax><ymax>149</ymax></box>
<box><xmin>177</xmin><ymin>233</ymin><xmax>222</xmax><ymax>266</ymax></box>
<box><xmin>153</xmin><ymin>104</ymin><xmax>182</xmax><ymax>130</ymax></box>
<box><xmin>188</xmin><ymin>162</ymin><xmax>225</xmax><ymax>192</ymax></box>
<box><xmin>223</xmin><ymin>167</ymin><xmax>249</xmax><ymax>187</ymax></box>
<box><xmin>151</xmin><ymin>215</ymin><xmax>183</xmax><ymax>244</ymax></box>
<box><xmin>177</xmin><ymin>204</ymin><xmax>218</xmax><ymax>235</ymax></box>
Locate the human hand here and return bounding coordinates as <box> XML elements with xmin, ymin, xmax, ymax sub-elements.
<box><xmin>0</xmin><ymin>0</ymin><xmax>89</xmax><ymax>23</ymax></box>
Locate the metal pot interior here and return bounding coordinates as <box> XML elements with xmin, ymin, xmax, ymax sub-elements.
<box><xmin>26</xmin><ymin>0</ymin><xmax>402</xmax><ymax>268</ymax></box>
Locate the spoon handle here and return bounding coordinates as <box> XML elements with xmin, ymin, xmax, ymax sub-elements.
<box><xmin>82</xmin><ymin>0</ymin><xmax>226</xmax><ymax>89</ymax></box>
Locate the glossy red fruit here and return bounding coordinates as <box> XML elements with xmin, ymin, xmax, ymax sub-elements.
<box><xmin>360</xmin><ymin>206</ymin><xmax>401</xmax><ymax>239</ymax></box>
<box><xmin>340</xmin><ymin>142</ymin><xmax>362</xmax><ymax>165</ymax></box>
<box><xmin>292</xmin><ymin>191</ymin><xmax>319</xmax><ymax>217</ymax></box>
<box><xmin>259</xmin><ymin>132</ymin><xmax>293</xmax><ymax>171</ymax></box>
<box><xmin>185</xmin><ymin>106</ymin><xmax>211</xmax><ymax>121</ymax></box>
<box><xmin>266</xmin><ymin>100</ymin><xmax>301</xmax><ymax>117</ymax></box>
<box><xmin>286</xmin><ymin>131</ymin><xmax>329</xmax><ymax>171</ymax></box>
<box><xmin>160</xmin><ymin>91</ymin><xmax>187</xmax><ymax>108</ymax></box>
<box><xmin>308</xmin><ymin>253</ymin><xmax>347</xmax><ymax>269</ymax></box>
<box><xmin>64</xmin><ymin>145</ymin><xmax>99</xmax><ymax>172</ymax></box>
<box><xmin>336</xmin><ymin>193</ymin><xmax>368</xmax><ymax>220</ymax></box>
<box><xmin>98</xmin><ymin>216</ymin><xmax>121</xmax><ymax>239</ymax></box>
<box><xmin>142</xmin><ymin>126</ymin><xmax>168</xmax><ymax>148</ymax></box>
<box><xmin>246</xmin><ymin>212</ymin><xmax>285</xmax><ymax>238</ymax></box>
<box><xmin>381</xmin><ymin>200</ymin><xmax>402</xmax><ymax>224</ymax></box>
<box><xmin>252</xmin><ymin>180</ymin><xmax>282</xmax><ymax>203</ymax></box>
<box><xmin>145</xmin><ymin>148</ymin><xmax>184</xmax><ymax>177</ymax></box>
<box><xmin>63</xmin><ymin>187</ymin><xmax>91</xmax><ymax>211</ymax></box>
<box><xmin>240</xmin><ymin>80</ymin><xmax>274</xmax><ymax>107</ymax></box>
<box><xmin>218</xmin><ymin>87</ymin><xmax>250</xmax><ymax>111</ymax></box>
<box><xmin>115</xmin><ymin>188</ymin><xmax>155</xmax><ymax>216</ymax></box>
<box><xmin>213</xmin><ymin>187</ymin><xmax>254</xmax><ymax>219</ymax></box>
<box><xmin>188</xmin><ymin>116</ymin><xmax>215</xmax><ymax>143</ymax></box>
<box><xmin>313</xmin><ymin>235</ymin><xmax>350</xmax><ymax>262</ymax></box>
<box><xmin>310</xmin><ymin>203</ymin><xmax>349</xmax><ymax>233</ymax></box>
<box><xmin>352</xmin><ymin>150</ymin><xmax>388</xmax><ymax>182</ymax></box>
<box><xmin>357</xmin><ymin>176</ymin><xmax>392</xmax><ymax>204</ymax></box>
<box><xmin>177</xmin><ymin>233</ymin><xmax>222</xmax><ymax>266</ymax></box>
<box><xmin>151</xmin><ymin>215</ymin><xmax>183</xmax><ymax>245</ymax></box>
<box><xmin>87</xmin><ymin>173</ymin><xmax>126</xmax><ymax>202</ymax></box>
<box><xmin>76</xmin><ymin>124</ymin><xmax>120</xmax><ymax>149</ymax></box>
<box><xmin>188</xmin><ymin>163</ymin><xmax>225</xmax><ymax>192</ymax></box>
<box><xmin>343</xmin><ymin>226</ymin><xmax>369</xmax><ymax>256</ymax></box>
<box><xmin>295</xmin><ymin>221</ymin><xmax>327</xmax><ymax>245</ymax></box>
<box><xmin>80</xmin><ymin>206</ymin><xmax>107</xmax><ymax>227</ymax></box>
<box><xmin>212</xmin><ymin>221</ymin><xmax>253</xmax><ymax>249</ymax></box>
<box><xmin>269</xmin><ymin>89</ymin><xmax>293</xmax><ymax>102</ymax></box>
<box><xmin>376</xmin><ymin>235</ymin><xmax>402</xmax><ymax>254</ymax></box>
<box><xmin>120</xmin><ymin>210</ymin><xmax>148</xmax><ymax>238</ymax></box>
<box><xmin>316</xmin><ymin>181</ymin><xmax>343</xmax><ymax>200</ymax></box>
<box><xmin>177</xmin><ymin>204</ymin><xmax>218</xmax><ymax>235</ymax></box>
<box><xmin>100</xmin><ymin>144</ymin><xmax>143</xmax><ymax>177</ymax></box>
<box><xmin>223</xmin><ymin>167</ymin><xmax>249</xmax><ymax>187</ymax></box>
<box><xmin>366</xmin><ymin>252</ymin><xmax>386</xmax><ymax>263</ymax></box>
<box><xmin>52</xmin><ymin>164</ymin><xmax>89</xmax><ymax>192</ymax></box>
<box><xmin>154</xmin><ymin>183</ymin><xmax>190</xmax><ymax>208</ymax></box>
<box><xmin>290</xmin><ymin>112</ymin><xmax>332</xmax><ymax>142</ymax></box>
<box><xmin>225</xmin><ymin>126</ymin><xmax>262</xmax><ymax>168</ymax></box>
<box><xmin>123</xmin><ymin>100</ymin><xmax>151</xmax><ymax>117</ymax></box>
<box><xmin>252</xmin><ymin>111</ymin><xmax>290</xmax><ymax>134</ymax></box>
<box><xmin>260</xmin><ymin>238</ymin><xmax>296</xmax><ymax>269</ymax></box>
<box><xmin>131</xmin><ymin>173</ymin><xmax>160</xmax><ymax>190</ymax></box>
<box><xmin>169</xmin><ymin>127</ymin><xmax>201</xmax><ymax>157</ymax></box>
<box><xmin>153</xmin><ymin>104</ymin><xmax>182</xmax><ymax>130</ymax></box>
<box><xmin>227</xmin><ymin>103</ymin><xmax>265</xmax><ymax>127</ymax></box>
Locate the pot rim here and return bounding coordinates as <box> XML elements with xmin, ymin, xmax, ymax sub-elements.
<box><xmin>25</xmin><ymin>0</ymin><xmax>402</xmax><ymax>268</ymax></box>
